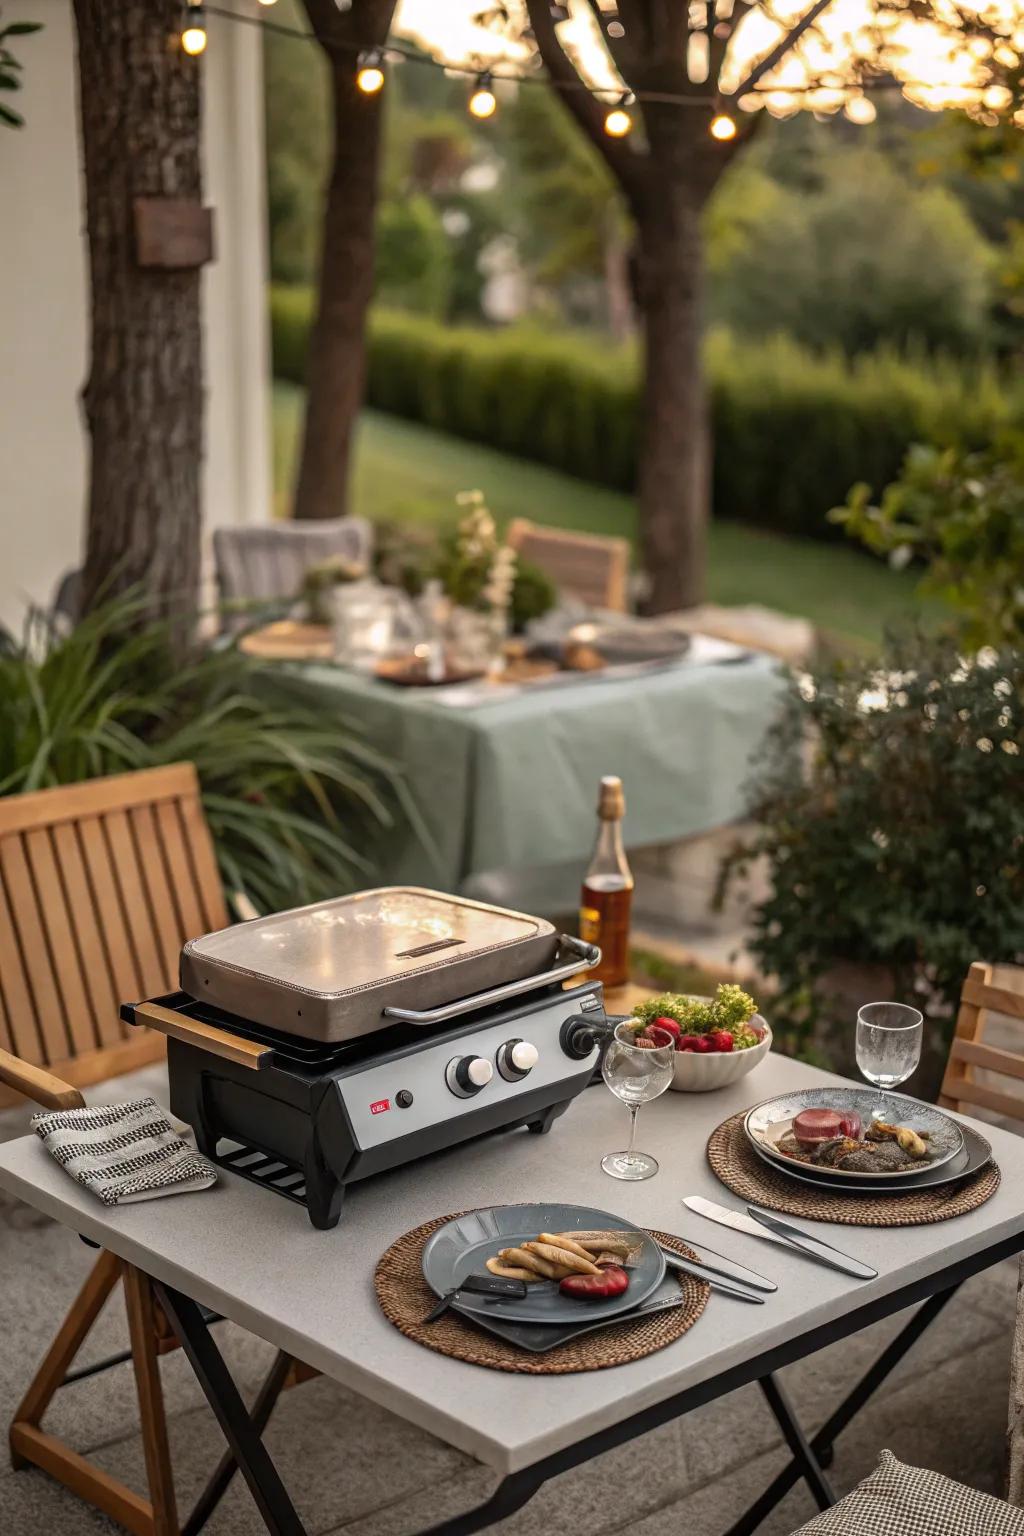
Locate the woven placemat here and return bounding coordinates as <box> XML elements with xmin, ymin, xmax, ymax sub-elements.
<box><xmin>707</xmin><ymin>1112</ymin><xmax>1000</xmax><ymax>1227</ymax></box>
<box><xmin>374</xmin><ymin>1211</ymin><xmax>709</xmax><ymax>1375</ymax></box>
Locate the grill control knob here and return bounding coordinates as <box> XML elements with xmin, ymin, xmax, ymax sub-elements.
<box><xmin>497</xmin><ymin>1039</ymin><xmax>539</xmax><ymax>1081</ymax></box>
<box><xmin>446</xmin><ymin>1055</ymin><xmax>494</xmax><ymax>1098</ymax></box>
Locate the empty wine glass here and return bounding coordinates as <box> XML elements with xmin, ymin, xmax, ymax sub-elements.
<box><xmin>600</xmin><ymin>1022</ymin><xmax>675</xmax><ymax>1181</ymax></box>
<box><xmin>855</xmin><ymin>1001</ymin><xmax>923</xmax><ymax>1122</ymax></box>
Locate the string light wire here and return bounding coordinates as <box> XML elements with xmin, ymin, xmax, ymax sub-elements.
<box><xmin>191</xmin><ymin>1</ymin><xmax>1016</xmax><ymax>124</ymax></box>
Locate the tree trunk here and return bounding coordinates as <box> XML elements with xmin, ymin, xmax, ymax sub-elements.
<box><xmin>635</xmin><ymin>185</ymin><xmax>709</xmax><ymax>613</ymax></box>
<box><xmin>74</xmin><ymin>0</ymin><xmax>203</xmax><ymax>634</ymax></box>
<box><xmin>292</xmin><ymin>4</ymin><xmax>394</xmax><ymax>522</ymax></box>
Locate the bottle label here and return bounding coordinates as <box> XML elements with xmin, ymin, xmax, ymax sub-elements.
<box><xmin>579</xmin><ymin>906</ymin><xmax>601</xmax><ymax>943</ymax></box>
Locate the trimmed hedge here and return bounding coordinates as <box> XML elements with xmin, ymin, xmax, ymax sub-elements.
<box><xmin>271</xmin><ymin>285</ymin><xmax>1021</xmax><ymax>541</ymax></box>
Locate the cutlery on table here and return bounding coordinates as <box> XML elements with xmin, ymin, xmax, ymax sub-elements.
<box><xmin>650</xmin><ymin>1250</ymin><xmax>765</xmax><ymax>1303</ymax></box>
<box><xmin>656</xmin><ymin>1238</ymin><xmax>777</xmax><ymax>1294</ymax></box>
<box><xmin>681</xmin><ymin>1196</ymin><xmax>878</xmax><ymax>1281</ymax></box>
<box><xmin>421</xmin><ymin>1273</ymin><xmax>528</xmax><ymax>1324</ymax></box>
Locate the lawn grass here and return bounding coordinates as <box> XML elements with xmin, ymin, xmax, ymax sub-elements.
<box><xmin>273</xmin><ymin>381</ymin><xmax>934</xmax><ymax>648</ymax></box>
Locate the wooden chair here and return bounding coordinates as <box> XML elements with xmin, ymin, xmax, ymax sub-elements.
<box><xmin>506</xmin><ymin>518</ymin><xmax>631</xmax><ymax>613</ymax></box>
<box><xmin>213</xmin><ymin>516</ymin><xmax>373</xmax><ymax>630</ymax></box>
<box><xmin>938</xmin><ymin>960</ymin><xmax>1024</xmax><ymax>1122</ymax></box>
<box><xmin>0</xmin><ymin>764</ymin><xmax>229</xmax><ymax>1536</ymax></box>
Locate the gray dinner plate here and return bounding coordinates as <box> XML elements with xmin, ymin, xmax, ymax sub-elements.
<box><xmin>745</xmin><ymin>1087</ymin><xmax>964</xmax><ymax>1181</ymax></box>
<box><xmin>421</xmin><ymin>1203</ymin><xmax>665</xmax><ymax>1325</ymax></box>
<box><xmin>749</xmin><ymin>1122</ymin><xmax>992</xmax><ymax>1195</ymax></box>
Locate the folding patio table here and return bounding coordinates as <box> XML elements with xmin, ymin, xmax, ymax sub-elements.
<box><xmin>2</xmin><ymin>1052</ymin><xmax>1022</xmax><ymax>1536</ymax></box>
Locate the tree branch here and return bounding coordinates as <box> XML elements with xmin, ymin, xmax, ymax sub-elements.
<box><xmin>524</xmin><ymin>0</ymin><xmax>647</xmax><ymax>213</ymax></box>
<box><xmin>731</xmin><ymin>0</ymin><xmax>836</xmax><ymax>96</ymax></box>
<box><xmin>299</xmin><ymin>0</ymin><xmax>393</xmax><ymax>55</ymax></box>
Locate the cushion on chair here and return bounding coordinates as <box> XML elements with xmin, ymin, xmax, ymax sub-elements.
<box><xmin>790</xmin><ymin>1451</ymin><xmax>1024</xmax><ymax>1535</ymax></box>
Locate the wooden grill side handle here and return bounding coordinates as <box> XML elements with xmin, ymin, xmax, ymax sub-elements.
<box><xmin>132</xmin><ymin>1003</ymin><xmax>269</xmax><ymax>1070</ymax></box>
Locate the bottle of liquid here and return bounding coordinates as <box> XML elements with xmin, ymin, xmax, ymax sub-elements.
<box><xmin>579</xmin><ymin>775</ymin><xmax>634</xmax><ymax>990</ymax></box>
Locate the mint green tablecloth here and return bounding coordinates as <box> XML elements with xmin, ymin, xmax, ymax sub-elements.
<box><xmin>285</xmin><ymin>654</ymin><xmax>787</xmax><ymax>908</ymax></box>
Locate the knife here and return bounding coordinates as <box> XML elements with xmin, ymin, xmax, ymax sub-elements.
<box><xmin>746</xmin><ymin>1206</ymin><xmax>877</xmax><ymax>1280</ymax></box>
<box><xmin>657</xmin><ymin>1253</ymin><xmax>765</xmax><ymax>1303</ymax></box>
<box><xmin>421</xmin><ymin>1273</ymin><xmax>528</xmax><ymax>1324</ymax></box>
<box><xmin>681</xmin><ymin>1196</ymin><xmax>877</xmax><ymax>1281</ymax></box>
<box><xmin>657</xmin><ymin>1238</ymin><xmax>777</xmax><ymax>1294</ymax></box>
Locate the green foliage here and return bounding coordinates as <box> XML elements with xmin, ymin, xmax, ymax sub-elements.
<box><xmin>375</xmin><ymin>194</ymin><xmax>452</xmax><ymax>317</ymax></box>
<box><xmin>709</xmin><ymin>151</ymin><xmax>995</xmax><ymax>356</ymax></box>
<box><xmin>630</xmin><ymin>984</ymin><xmax>760</xmax><ymax>1047</ymax></box>
<box><xmin>720</xmin><ymin>631</ymin><xmax>1024</xmax><ymax>1053</ymax></box>
<box><xmin>271</xmin><ymin>287</ymin><xmax>1023</xmax><ymax>542</ymax></box>
<box><xmin>0</xmin><ymin>595</ymin><xmax>411</xmax><ymax>914</ymax></box>
<box><xmin>509</xmin><ymin>557</ymin><xmax>556</xmax><ymax>634</ymax></box>
<box><xmin>261</xmin><ymin>0</ymin><xmax>329</xmax><ymax>284</ymax></box>
<box><xmin>0</xmin><ymin>13</ymin><xmax>42</xmax><ymax>129</ymax></box>
<box><xmin>832</xmin><ymin>440</ymin><xmax>1024</xmax><ymax>646</ymax></box>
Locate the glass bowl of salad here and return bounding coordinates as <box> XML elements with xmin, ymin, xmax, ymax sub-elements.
<box><xmin>625</xmin><ymin>985</ymin><xmax>772</xmax><ymax>1093</ymax></box>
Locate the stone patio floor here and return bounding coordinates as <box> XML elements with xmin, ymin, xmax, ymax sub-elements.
<box><xmin>0</xmin><ymin>1068</ymin><xmax>1017</xmax><ymax>1536</ymax></box>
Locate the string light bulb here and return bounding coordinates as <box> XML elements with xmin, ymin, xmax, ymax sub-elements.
<box><xmin>844</xmin><ymin>94</ymin><xmax>876</xmax><ymax>123</ymax></box>
<box><xmin>468</xmin><ymin>71</ymin><xmax>497</xmax><ymax>119</ymax></box>
<box><xmin>604</xmin><ymin>94</ymin><xmax>634</xmax><ymax>137</ymax></box>
<box><xmin>257</xmin><ymin>0</ymin><xmax>278</xmax><ymax>6</ymax></box>
<box><xmin>356</xmin><ymin>48</ymin><xmax>385</xmax><ymax>94</ymax></box>
<box><xmin>181</xmin><ymin>2</ymin><xmax>207</xmax><ymax>55</ymax></box>
<box><xmin>709</xmin><ymin>110</ymin><xmax>737</xmax><ymax>140</ymax></box>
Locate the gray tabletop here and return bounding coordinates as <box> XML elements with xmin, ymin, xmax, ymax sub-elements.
<box><xmin>2</xmin><ymin>1053</ymin><xmax>1022</xmax><ymax>1476</ymax></box>
<box><xmin>277</xmin><ymin>649</ymin><xmax>787</xmax><ymax>905</ymax></box>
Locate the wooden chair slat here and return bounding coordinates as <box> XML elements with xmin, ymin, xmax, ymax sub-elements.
<box><xmin>76</xmin><ymin>814</ymin><xmax>144</xmax><ymax>1006</ymax></box>
<box><xmin>0</xmin><ymin>836</ymin><xmax>69</xmax><ymax>1065</ymax></box>
<box><xmin>950</xmin><ymin>1037</ymin><xmax>1024</xmax><ymax>1084</ymax></box>
<box><xmin>50</xmin><ymin>823</ymin><xmax>123</xmax><ymax>1049</ymax></box>
<box><xmin>0</xmin><ymin>764</ymin><xmax>200</xmax><ymax>836</ymax></box>
<box><xmin>101</xmin><ymin>809</ymin><xmax>168</xmax><ymax>997</ymax></box>
<box><xmin>943</xmin><ymin>1078</ymin><xmax>1024</xmax><ymax>1122</ymax></box>
<box><xmin>506</xmin><ymin>518</ymin><xmax>631</xmax><ymax>613</ymax></box>
<box><xmin>173</xmin><ymin>792</ymin><xmax>229</xmax><ymax>935</ymax></box>
<box><xmin>153</xmin><ymin>800</ymin><xmax>208</xmax><ymax>942</ymax></box>
<box><xmin>961</xmin><ymin>976</ymin><xmax>1024</xmax><ymax>1022</ymax></box>
<box><xmin>23</xmin><ymin>828</ymin><xmax>97</xmax><ymax>1057</ymax></box>
<box><xmin>0</xmin><ymin>868</ymin><xmax>42</xmax><ymax>1063</ymax></box>
<box><xmin>130</xmin><ymin>804</ymin><xmax>186</xmax><ymax>985</ymax></box>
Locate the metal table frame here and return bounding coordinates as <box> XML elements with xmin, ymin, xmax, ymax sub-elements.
<box><xmin>150</xmin><ymin>1225</ymin><xmax>1024</xmax><ymax>1536</ymax></box>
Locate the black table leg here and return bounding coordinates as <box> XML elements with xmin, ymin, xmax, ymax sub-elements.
<box><xmin>760</xmin><ymin>1373</ymin><xmax>836</xmax><ymax>1509</ymax></box>
<box><xmin>723</xmin><ymin>1285</ymin><xmax>960</xmax><ymax>1535</ymax></box>
<box><xmin>416</xmin><ymin>1468</ymin><xmax>546</xmax><ymax>1536</ymax></box>
<box><xmin>183</xmin><ymin>1348</ymin><xmax>296</xmax><ymax>1536</ymax></box>
<box><xmin>153</xmin><ymin>1283</ymin><xmax>308</xmax><ymax>1536</ymax></box>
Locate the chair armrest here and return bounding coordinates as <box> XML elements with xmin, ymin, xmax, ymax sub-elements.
<box><xmin>0</xmin><ymin>1048</ymin><xmax>86</xmax><ymax>1111</ymax></box>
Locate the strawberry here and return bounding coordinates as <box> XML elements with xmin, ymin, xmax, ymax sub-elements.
<box><xmin>677</xmin><ymin>1034</ymin><xmax>700</xmax><ymax>1052</ymax></box>
<box><xmin>708</xmin><ymin>1030</ymin><xmax>735</xmax><ymax>1052</ymax></box>
<box><xmin>691</xmin><ymin>1035</ymin><xmax>714</xmax><ymax>1053</ymax></box>
<box><xmin>652</xmin><ymin>1016</ymin><xmax>682</xmax><ymax>1041</ymax></box>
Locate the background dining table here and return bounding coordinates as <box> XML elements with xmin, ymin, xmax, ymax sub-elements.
<box><xmin>261</xmin><ymin>640</ymin><xmax>787</xmax><ymax>909</ymax></box>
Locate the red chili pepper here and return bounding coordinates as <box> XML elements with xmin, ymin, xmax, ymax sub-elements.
<box><xmin>559</xmin><ymin>1265</ymin><xmax>630</xmax><ymax>1300</ymax></box>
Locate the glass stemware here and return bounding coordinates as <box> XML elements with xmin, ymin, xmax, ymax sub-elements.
<box><xmin>855</xmin><ymin>1001</ymin><xmax>924</xmax><ymax>1122</ymax></box>
<box><xmin>600</xmin><ymin>1021</ymin><xmax>675</xmax><ymax>1181</ymax></box>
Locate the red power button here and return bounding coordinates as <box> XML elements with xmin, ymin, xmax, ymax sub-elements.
<box><xmin>370</xmin><ymin>1098</ymin><xmax>390</xmax><ymax>1115</ymax></box>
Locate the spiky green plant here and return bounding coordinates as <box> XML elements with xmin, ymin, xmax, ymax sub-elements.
<box><xmin>0</xmin><ymin>595</ymin><xmax>420</xmax><ymax>914</ymax></box>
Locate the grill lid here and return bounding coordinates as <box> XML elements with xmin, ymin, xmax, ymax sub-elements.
<box><xmin>179</xmin><ymin>887</ymin><xmax>560</xmax><ymax>1042</ymax></box>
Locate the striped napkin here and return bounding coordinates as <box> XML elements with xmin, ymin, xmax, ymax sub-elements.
<box><xmin>30</xmin><ymin>1097</ymin><xmax>217</xmax><ymax>1206</ymax></box>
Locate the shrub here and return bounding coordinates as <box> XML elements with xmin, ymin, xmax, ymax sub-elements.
<box><xmin>718</xmin><ymin>631</ymin><xmax>1024</xmax><ymax>1067</ymax></box>
<box><xmin>270</xmin><ymin>287</ymin><xmax>1022</xmax><ymax>542</ymax></box>
<box><xmin>831</xmin><ymin>438</ymin><xmax>1024</xmax><ymax>647</ymax></box>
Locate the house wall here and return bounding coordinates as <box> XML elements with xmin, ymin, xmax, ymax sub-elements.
<box><xmin>0</xmin><ymin>3</ymin><xmax>271</xmax><ymax>633</ymax></box>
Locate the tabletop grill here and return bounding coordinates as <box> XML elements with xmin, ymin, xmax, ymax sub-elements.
<box><xmin>123</xmin><ymin>889</ymin><xmax>610</xmax><ymax>1229</ymax></box>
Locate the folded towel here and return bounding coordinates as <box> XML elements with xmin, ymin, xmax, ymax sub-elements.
<box><xmin>31</xmin><ymin>1097</ymin><xmax>217</xmax><ymax>1206</ymax></box>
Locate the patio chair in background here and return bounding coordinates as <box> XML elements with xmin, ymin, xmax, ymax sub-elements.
<box><xmin>0</xmin><ymin>764</ymin><xmax>235</xmax><ymax>1536</ymax></box>
<box><xmin>213</xmin><ymin>515</ymin><xmax>373</xmax><ymax>628</ymax></box>
<box><xmin>506</xmin><ymin>518</ymin><xmax>631</xmax><ymax>613</ymax></box>
<box><xmin>938</xmin><ymin>960</ymin><xmax>1024</xmax><ymax>1122</ymax></box>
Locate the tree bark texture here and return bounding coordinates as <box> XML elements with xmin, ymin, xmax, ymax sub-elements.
<box><xmin>635</xmin><ymin>185</ymin><xmax>709</xmax><ymax>613</ymax></box>
<box><xmin>292</xmin><ymin>0</ymin><xmax>396</xmax><ymax>522</ymax></box>
<box><xmin>74</xmin><ymin>0</ymin><xmax>203</xmax><ymax>629</ymax></box>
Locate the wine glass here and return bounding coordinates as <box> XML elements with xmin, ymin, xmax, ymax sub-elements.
<box><xmin>600</xmin><ymin>1021</ymin><xmax>675</xmax><ymax>1181</ymax></box>
<box><xmin>855</xmin><ymin>1001</ymin><xmax>923</xmax><ymax>1122</ymax></box>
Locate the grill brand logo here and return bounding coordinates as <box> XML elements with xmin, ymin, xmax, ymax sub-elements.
<box><xmin>370</xmin><ymin>1099</ymin><xmax>390</xmax><ymax>1115</ymax></box>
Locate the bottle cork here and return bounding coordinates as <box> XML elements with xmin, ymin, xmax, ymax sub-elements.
<box><xmin>597</xmin><ymin>775</ymin><xmax>625</xmax><ymax>820</ymax></box>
